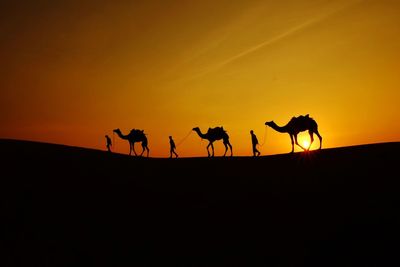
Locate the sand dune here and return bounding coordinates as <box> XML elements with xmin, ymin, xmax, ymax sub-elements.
<box><xmin>1</xmin><ymin>139</ymin><xmax>399</xmax><ymax>266</ymax></box>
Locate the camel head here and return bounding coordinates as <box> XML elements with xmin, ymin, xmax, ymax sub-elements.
<box><xmin>192</xmin><ymin>127</ymin><xmax>206</xmax><ymax>138</ymax></box>
<box><xmin>113</xmin><ymin>128</ymin><xmax>121</xmax><ymax>134</ymax></box>
<box><xmin>265</xmin><ymin>121</ymin><xmax>275</xmax><ymax>127</ymax></box>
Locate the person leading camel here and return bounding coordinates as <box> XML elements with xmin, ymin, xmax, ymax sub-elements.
<box><xmin>169</xmin><ymin>136</ymin><xmax>178</xmax><ymax>158</ymax></box>
<box><xmin>105</xmin><ymin>135</ymin><xmax>112</xmax><ymax>153</ymax></box>
<box><xmin>250</xmin><ymin>130</ymin><xmax>260</xmax><ymax>157</ymax></box>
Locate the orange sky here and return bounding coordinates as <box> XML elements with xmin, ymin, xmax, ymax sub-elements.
<box><xmin>1</xmin><ymin>0</ymin><xmax>399</xmax><ymax>157</ymax></box>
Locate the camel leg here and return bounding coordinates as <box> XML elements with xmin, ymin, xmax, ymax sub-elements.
<box><xmin>228</xmin><ymin>142</ymin><xmax>233</xmax><ymax>157</ymax></box>
<box><xmin>315</xmin><ymin>129</ymin><xmax>322</xmax><ymax>149</ymax></box>
<box><xmin>139</xmin><ymin>143</ymin><xmax>148</xmax><ymax>157</ymax></box>
<box><xmin>223</xmin><ymin>142</ymin><xmax>228</xmax><ymax>157</ymax></box>
<box><xmin>132</xmin><ymin>143</ymin><xmax>138</xmax><ymax>156</ymax></box>
<box><xmin>289</xmin><ymin>134</ymin><xmax>294</xmax><ymax>153</ymax></box>
<box><xmin>142</xmin><ymin>140</ymin><xmax>149</xmax><ymax>157</ymax></box>
<box><xmin>210</xmin><ymin>143</ymin><xmax>215</xmax><ymax>157</ymax></box>
<box><xmin>294</xmin><ymin>134</ymin><xmax>307</xmax><ymax>151</ymax></box>
<box><xmin>206</xmin><ymin>143</ymin><xmax>212</xmax><ymax>157</ymax></box>
<box><xmin>129</xmin><ymin>142</ymin><xmax>134</xmax><ymax>156</ymax></box>
<box><xmin>308</xmin><ymin>130</ymin><xmax>314</xmax><ymax>151</ymax></box>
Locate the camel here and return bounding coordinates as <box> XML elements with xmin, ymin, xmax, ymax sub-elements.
<box><xmin>113</xmin><ymin>128</ymin><xmax>150</xmax><ymax>157</ymax></box>
<box><xmin>265</xmin><ymin>114</ymin><xmax>322</xmax><ymax>153</ymax></box>
<box><xmin>192</xmin><ymin>127</ymin><xmax>233</xmax><ymax>157</ymax></box>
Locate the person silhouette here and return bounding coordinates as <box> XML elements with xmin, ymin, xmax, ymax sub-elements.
<box><xmin>105</xmin><ymin>135</ymin><xmax>112</xmax><ymax>153</ymax></box>
<box><xmin>169</xmin><ymin>136</ymin><xmax>178</xmax><ymax>158</ymax></box>
<box><xmin>250</xmin><ymin>130</ymin><xmax>260</xmax><ymax>157</ymax></box>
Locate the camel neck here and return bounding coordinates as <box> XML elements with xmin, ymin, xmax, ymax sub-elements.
<box><xmin>116</xmin><ymin>131</ymin><xmax>129</xmax><ymax>140</ymax></box>
<box><xmin>270</xmin><ymin>123</ymin><xmax>288</xmax><ymax>133</ymax></box>
<box><xmin>194</xmin><ymin>129</ymin><xmax>207</xmax><ymax>139</ymax></box>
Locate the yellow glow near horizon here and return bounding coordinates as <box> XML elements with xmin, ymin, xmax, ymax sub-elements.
<box><xmin>303</xmin><ymin>139</ymin><xmax>311</xmax><ymax>150</ymax></box>
<box><xmin>0</xmin><ymin>0</ymin><xmax>399</xmax><ymax>157</ymax></box>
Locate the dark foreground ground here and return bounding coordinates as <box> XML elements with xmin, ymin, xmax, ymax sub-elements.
<box><xmin>1</xmin><ymin>139</ymin><xmax>400</xmax><ymax>266</ymax></box>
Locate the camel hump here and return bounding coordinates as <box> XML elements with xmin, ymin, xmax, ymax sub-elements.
<box><xmin>297</xmin><ymin>114</ymin><xmax>317</xmax><ymax>126</ymax></box>
<box><xmin>207</xmin><ymin>126</ymin><xmax>226</xmax><ymax>135</ymax></box>
<box><xmin>296</xmin><ymin>114</ymin><xmax>311</xmax><ymax>121</ymax></box>
<box><xmin>129</xmin><ymin>129</ymin><xmax>145</xmax><ymax>136</ymax></box>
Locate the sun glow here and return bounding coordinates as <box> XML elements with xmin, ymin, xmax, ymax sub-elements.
<box><xmin>302</xmin><ymin>139</ymin><xmax>310</xmax><ymax>149</ymax></box>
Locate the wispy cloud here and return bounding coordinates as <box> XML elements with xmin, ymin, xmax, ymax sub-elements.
<box><xmin>177</xmin><ymin>0</ymin><xmax>364</xmax><ymax>83</ymax></box>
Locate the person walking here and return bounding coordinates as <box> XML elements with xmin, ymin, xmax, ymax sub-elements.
<box><xmin>169</xmin><ymin>136</ymin><xmax>178</xmax><ymax>158</ymax></box>
<box><xmin>250</xmin><ymin>130</ymin><xmax>260</xmax><ymax>157</ymax></box>
<box><xmin>105</xmin><ymin>135</ymin><xmax>112</xmax><ymax>153</ymax></box>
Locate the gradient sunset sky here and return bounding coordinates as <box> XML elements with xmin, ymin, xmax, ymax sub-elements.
<box><xmin>1</xmin><ymin>0</ymin><xmax>399</xmax><ymax>157</ymax></box>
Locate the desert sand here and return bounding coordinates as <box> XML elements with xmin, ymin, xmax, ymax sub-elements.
<box><xmin>1</xmin><ymin>139</ymin><xmax>399</xmax><ymax>266</ymax></box>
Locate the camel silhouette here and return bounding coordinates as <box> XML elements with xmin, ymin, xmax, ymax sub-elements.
<box><xmin>192</xmin><ymin>127</ymin><xmax>233</xmax><ymax>157</ymax></box>
<box><xmin>113</xmin><ymin>128</ymin><xmax>150</xmax><ymax>157</ymax></box>
<box><xmin>265</xmin><ymin>114</ymin><xmax>322</xmax><ymax>153</ymax></box>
